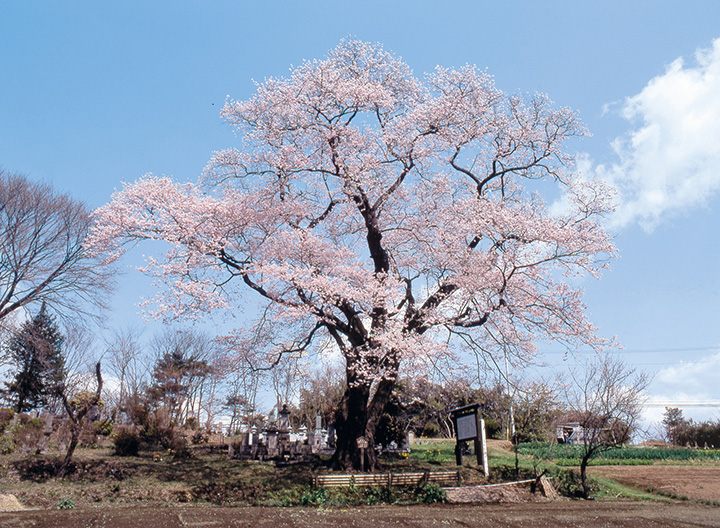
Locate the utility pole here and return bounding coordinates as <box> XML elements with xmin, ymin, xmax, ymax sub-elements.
<box><xmin>504</xmin><ymin>352</ymin><xmax>515</xmax><ymax>441</ymax></box>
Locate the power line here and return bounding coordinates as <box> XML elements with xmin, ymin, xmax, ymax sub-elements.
<box><xmin>533</xmin><ymin>360</ymin><xmax>720</xmax><ymax>368</ymax></box>
<box><xmin>541</xmin><ymin>345</ymin><xmax>720</xmax><ymax>355</ymax></box>
<box><xmin>644</xmin><ymin>402</ymin><xmax>720</xmax><ymax>408</ymax></box>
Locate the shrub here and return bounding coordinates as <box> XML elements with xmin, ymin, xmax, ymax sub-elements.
<box><xmin>421</xmin><ymin>423</ymin><xmax>440</xmax><ymax>438</ymax></box>
<box><xmin>550</xmin><ymin>468</ymin><xmax>591</xmax><ymax>498</ymax></box>
<box><xmin>417</xmin><ymin>483</ymin><xmax>446</xmax><ymax>503</ymax></box>
<box><xmin>185</xmin><ymin>417</ymin><xmax>199</xmax><ymax>430</ymax></box>
<box><xmin>92</xmin><ymin>419</ymin><xmax>113</xmax><ymax>436</ymax></box>
<box><xmin>191</xmin><ymin>430</ymin><xmax>209</xmax><ymax>445</ymax></box>
<box><xmin>166</xmin><ymin>434</ymin><xmax>193</xmax><ymax>460</ymax></box>
<box><xmin>113</xmin><ymin>430</ymin><xmax>140</xmax><ymax>457</ymax></box>
<box><xmin>364</xmin><ymin>485</ymin><xmax>396</xmax><ymax>505</ymax></box>
<box><xmin>0</xmin><ymin>435</ymin><xmax>16</xmax><ymax>455</ymax></box>
<box><xmin>0</xmin><ymin>408</ymin><xmax>15</xmax><ymax>431</ymax></box>
<box><xmin>13</xmin><ymin>418</ymin><xmax>45</xmax><ymax>453</ymax></box>
<box><xmin>56</xmin><ymin>497</ymin><xmax>75</xmax><ymax>510</ymax></box>
<box><xmin>300</xmin><ymin>487</ymin><xmax>328</xmax><ymax>506</ymax></box>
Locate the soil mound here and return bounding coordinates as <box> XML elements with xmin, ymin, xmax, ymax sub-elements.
<box><xmin>0</xmin><ymin>494</ymin><xmax>26</xmax><ymax>512</ymax></box>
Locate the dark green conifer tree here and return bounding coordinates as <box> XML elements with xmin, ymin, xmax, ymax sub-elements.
<box><xmin>3</xmin><ymin>303</ymin><xmax>66</xmax><ymax>412</ymax></box>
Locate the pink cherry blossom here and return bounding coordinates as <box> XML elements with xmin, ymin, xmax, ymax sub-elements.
<box><xmin>87</xmin><ymin>40</ymin><xmax>616</xmax><ymax>469</ymax></box>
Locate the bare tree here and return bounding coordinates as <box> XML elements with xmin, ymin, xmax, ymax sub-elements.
<box><xmin>270</xmin><ymin>354</ymin><xmax>305</xmax><ymax>411</ymax></box>
<box><xmin>57</xmin><ymin>362</ymin><xmax>103</xmax><ymax>478</ymax></box>
<box><xmin>296</xmin><ymin>365</ymin><xmax>345</xmax><ymax>430</ymax></box>
<box><xmin>62</xmin><ymin>324</ymin><xmax>97</xmax><ymax>390</ymax></box>
<box><xmin>104</xmin><ymin>326</ymin><xmax>148</xmax><ymax>421</ymax></box>
<box><xmin>222</xmin><ymin>366</ymin><xmax>265</xmax><ymax>434</ymax></box>
<box><xmin>0</xmin><ymin>311</ymin><xmax>19</xmax><ymax>361</ymax></box>
<box><xmin>0</xmin><ymin>171</ymin><xmax>115</xmax><ymax>323</ymax></box>
<box><xmin>511</xmin><ymin>379</ymin><xmax>564</xmax><ymax>443</ymax></box>
<box><xmin>563</xmin><ymin>355</ymin><xmax>650</xmax><ymax>498</ymax></box>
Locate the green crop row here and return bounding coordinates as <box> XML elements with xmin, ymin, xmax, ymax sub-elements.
<box><xmin>518</xmin><ymin>442</ymin><xmax>720</xmax><ymax>461</ymax></box>
<box><xmin>554</xmin><ymin>458</ymin><xmax>654</xmax><ymax>467</ymax></box>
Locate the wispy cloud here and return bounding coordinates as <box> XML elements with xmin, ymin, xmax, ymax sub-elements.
<box><xmin>641</xmin><ymin>351</ymin><xmax>720</xmax><ymax>428</ymax></box>
<box><xmin>584</xmin><ymin>38</ymin><xmax>720</xmax><ymax>231</ymax></box>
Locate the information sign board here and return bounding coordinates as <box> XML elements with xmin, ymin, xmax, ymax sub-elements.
<box><xmin>455</xmin><ymin>414</ymin><xmax>478</xmax><ymax>441</ymax></box>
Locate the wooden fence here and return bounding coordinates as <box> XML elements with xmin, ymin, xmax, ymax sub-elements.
<box><xmin>313</xmin><ymin>470</ymin><xmax>460</xmax><ymax>488</ymax></box>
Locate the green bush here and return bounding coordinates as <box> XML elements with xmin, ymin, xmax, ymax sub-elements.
<box><xmin>363</xmin><ymin>485</ymin><xmax>395</xmax><ymax>505</ymax></box>
<box><xmin>92</xmin><ymin>419</ymin><xmax>113</xmax><ymax>436</ymax></box>
<box><xmin>421</xmin><ymin>423</ymin><xmax>440</xmax><ymax>438</ymax></box>
<box><xmin>56</xmin><ymin>497</ymin><xmax>75</xmax><ymax>510</ymax></box>
<box><xmin>300</xmin><ymin>486</ymin><xmax>328</xmax><ymax>506</ymax></box>
<box><xmin>0</xmin><ymin>435</ymin><xmax>16</xmax><ymax>455</ymax></box>
<box><xmin>417</xmin><ymin>483</ymin><xmax>446</xmax><ymax>503</ymax></box>
<box><xmin>549</xmin><ymin>468</ymin><xmax>591</xmax><ymax>498</ymax></box>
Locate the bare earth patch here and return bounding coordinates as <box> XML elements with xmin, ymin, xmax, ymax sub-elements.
<box><xmin>1</xmin><ymin>502</ymin><xmax>720</xmax><ymax>528</ymax></box>
<box><xmin>444</xmin><ymin>477</ymin><xmax>559</xmax><ymax>503</ymax></box>
<box><xmin>589</xmin><ymin>465</ymin><xmax>720</xmax><ymax>502</ymax></box>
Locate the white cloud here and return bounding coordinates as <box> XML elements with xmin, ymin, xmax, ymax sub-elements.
<box><xmin>653</xmin><ymin>351</ymin><xmax>720</xmax><ymax>390</ymax></box>
<box><xmin>642</xmin><ymin>351</ymin><xmax>720</xmax><ymax>429</ymax></box>
<box><xmin>585</xmin><ymin>38</ymin><xmax>720</xmax><ymax>231</ymax></box>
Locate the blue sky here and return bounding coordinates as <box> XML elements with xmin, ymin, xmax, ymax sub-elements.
<box><xmin>2</xmin><ymin>1</ymin><xmax>720</xmax><ymax>427</ymax></box>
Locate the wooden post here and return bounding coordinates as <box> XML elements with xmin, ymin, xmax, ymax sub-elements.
<box><xmin>356</xmin><ymin>436</ymin><xmax>369</xmax><ymax>472</ymax></box>
<box><xmin>473</xmin><ymin>411</ymin><xmax>482</xmax><ymax>467</ymax></box>
<box><xmin>479</xmin><ymin>418</ymin><xmax>489</xmax><ymax>478</ymax></box>
<box><xmin>455</xmin><ymin>442</ymin><xmax>464</xmax><ymax>466</ymax></box>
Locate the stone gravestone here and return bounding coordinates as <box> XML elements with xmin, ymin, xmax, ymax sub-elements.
<box><xmin>250</xmin><ymin>425</ymin><xmax>258</xmax><ymax>458</ymax></box>
<box><xmin>240</xmin><ymin>431</ymin><xmax>250</xmax><ymax>455</ymax></box>
<box><xmin>266</xmin><ymin>430</ymin><xmax>279</xmax><ymax>458</ymax></box>
<box><xmin>310</xmin><ymin>416</ymin><xmax>323</xmax><ymax>453</ymax></box>
<box><xmin>278</xmin><ymin>405</ymin><xmax>291</xmax><ymax>456</ymax></box>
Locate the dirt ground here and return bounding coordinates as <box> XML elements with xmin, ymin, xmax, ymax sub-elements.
<box><xmin>0</xmin><ymin>502</ymin><xmax>719</xmax><ymax>528</ymax></box>
<box><xmin>589</xmin><ymin>465</ymin><xmax>720</xmax><ymax>502</ymax></box>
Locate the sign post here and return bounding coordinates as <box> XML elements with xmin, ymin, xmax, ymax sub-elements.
<box><xmin>356</xmin><ymin>436</ymin><xmax>369</xmax><ymax>472</ymax></box>
<box><xmin>450</xmin><ymin>403</ymin><xmax>488</xmax><ymax>477</ymax></box>
<box><xmin>479</xmin><ymin>418</ymin><xmax>489</xmax><ymax>478</ymax></box>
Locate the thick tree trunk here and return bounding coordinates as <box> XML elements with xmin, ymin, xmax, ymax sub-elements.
<box><xmin>580</xmin><ymin>452</ymin><xmax>592</xmax><ymax>499</ymax></box>
<box><xmin>330</xmin><ymin>376</ymin><xmax>396</xmax><ymax>471</ymax></box>
<box><xmin>332</xmin><ymin>383</ymin><xmax>372</xmax><ymax>470</ymax></box>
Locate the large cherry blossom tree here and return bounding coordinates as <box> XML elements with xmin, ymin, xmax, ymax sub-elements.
<box><xmin>88</xmin><ymin>40</ymin><xmax>615</xmax><ymax>470</ymax></box>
